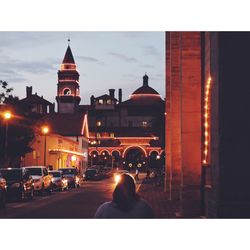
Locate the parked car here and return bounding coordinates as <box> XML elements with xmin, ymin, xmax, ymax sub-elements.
<box><xmin>23</xmin><ymin>166</ymin><xmax>53</xmax><ymax>195</ymax></box>
<box><xmin>0</xmin><ymin>168</ymin><xmax>34</xmax><ymax>201</ymax></box>
<box><xmin>58</xmin><ymin>168</ymin><xmax>80</xmax><ymax>188</ymax></box>
<box><xmin>0</xmin><ymin>172</ymin><xmax>7</xmax><ymax>208</ymax></box>
<box><xmin>49</xmin><ymin>170</ymin><xmax>68</xmax><ymax>191</ymax></box>
<box><xmin>84</xmin><ymin>169</ymin><xmax>102</xmax><ymax>181</ymax></box>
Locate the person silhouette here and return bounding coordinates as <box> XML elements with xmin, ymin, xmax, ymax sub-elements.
<box><xmin>94</xmin><ymin>174</ymin><xmax>154</xmax><ymax>218</ymax></box>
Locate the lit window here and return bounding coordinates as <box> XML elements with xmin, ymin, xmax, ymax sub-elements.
<box><xmin>99</xmin><ymin>99</ymin><xmax>103</xmax><ymax>104</ymax></box>
<box><xmin>110</xmin><ymin>133</ymin><xmax>114</xmax><ymax>138</ymax></box>
<box><xmin>97</xmin><ymin>133</ymin><xmax>101</xmax><ymax>138</ymax></box>
<box><xmin>142</xmin><ymin>121</ymin><xmax>148</xmax><ymax>128</ymax></box>
<box><xmin>107</xmin><ymin>99</ymin><xmax>111</xmax><ymax>104</ymax></box>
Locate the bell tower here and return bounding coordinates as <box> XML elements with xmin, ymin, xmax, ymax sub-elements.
<box><xmin>56</xmin><ymin>41</ymin><xmax>81</xmax><ymax>113</ymax></box>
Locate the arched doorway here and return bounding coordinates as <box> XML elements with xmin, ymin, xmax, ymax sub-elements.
<box><xmin>111</xmin><ymin>150</ymin><xmax>121</xmax><ymax>169</ymax></box>
<box><xmin>89</xmin><ymin>150</ymin><xmax>98</xmax><ymax>166</ymax></box>
<box><xmin>99</xmin><ymin>150</ymin><xmax>110</xmax><ymax>166</ymax></box>
<box><xmin>123</xmin><ymin>146</ymin><xmax>147</xmax><ymax>171</ymax></box>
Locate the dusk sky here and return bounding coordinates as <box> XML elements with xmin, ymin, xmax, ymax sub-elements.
<box><xmin>0</xmin><ymin>32</ymin><xmax>165</xmax><ymax>105</ymax></box>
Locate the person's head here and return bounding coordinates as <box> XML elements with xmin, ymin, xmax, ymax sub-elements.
<box><xmin>113</xmin><ymin>174</ymin><xmax>139</xmax><ymax>211</ymax></box>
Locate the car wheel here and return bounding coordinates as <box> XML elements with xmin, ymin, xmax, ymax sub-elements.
<box><xmin>19</xmin><ymin>188</ymin><xmax>25</xmax><ymax>201</ymax></box>
<box><xmin>0</xmin><ymin>191</ymin><xmax>6</xmax><ymax>208</ymax></box>
<box><xmin>47</xmin><ymin>182</ymin><xmax>53</xmax><ymax>194</ymax></box>
<box><xmin>39</xmin><ymin>183</ymin><xmax>44</xmax><ymax>196</ymax></box>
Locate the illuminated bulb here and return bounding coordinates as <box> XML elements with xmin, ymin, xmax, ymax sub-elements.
<box><xmin>204</xmin><ymin>150</ymin><xmax>208</xmax><ymax>155</ymax></box>
<box><xmin>203</xmin><ymin>159</ymin><xmax>207</xmax><ymax>164</ymax></box>
<box><xmin>205</xmin><ymin>141</ymin><xmax>208</xmax><ymax>145</ymax></box>
<box><xmin>205</xmin><ymin>131</ymin><xmax>208</xmax><ymax>136</ymax></box>
<box><xmin>204</xmin><ymin>113</ymin><xmax>208</xmax><ymax>118</ymax></box>
<box><xmin>205</xmin><ymin>122</ymin><xmax>208</xmax><ymax>128</ymax></box>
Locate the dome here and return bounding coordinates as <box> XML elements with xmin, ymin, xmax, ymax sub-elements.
<box><xmin>132</xmin><ymin>85</ymin><xmax>160</xmax><ymax>95</ymax></box>
<box><xmin>130</xmin><ymin>74</ymin><xmax>161</xmax><ymax>99</ymax></box>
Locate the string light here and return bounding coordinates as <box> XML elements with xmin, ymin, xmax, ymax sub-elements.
<box><xmin>203</xmin><ymin>76</ymin><xmax>212</xmax><ymax>164</ymax></box>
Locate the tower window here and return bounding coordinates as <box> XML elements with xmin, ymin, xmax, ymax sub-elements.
<box><xmin>63</xmin><ymin>88</ymin><xmax>71</xmax><ymax>95</ymax></box>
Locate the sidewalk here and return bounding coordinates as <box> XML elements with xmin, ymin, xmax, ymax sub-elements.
<box><xmin>137</xmin><ymin>177</ymin><xmax>180</xmax><ymax>218</ymax></box>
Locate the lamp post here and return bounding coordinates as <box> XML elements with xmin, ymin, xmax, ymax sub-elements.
<box><xmin>41</xmin><ymin>126</ymin><xmax>49</xmax><ymax>166</ymax></box>
<box><xmin>3</xmin><ymin>111</ymin><xmax>12</xmax><ymax>161</ymax></box>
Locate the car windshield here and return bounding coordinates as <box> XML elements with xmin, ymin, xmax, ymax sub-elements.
<box><xmin>26</xmin><ymin>168</ymin><xmax>42</xmax><ymax>176</ymax></box>
<box><xmin>49</xmin><ymin>172</ymin><xmax>61</xmax><ymax>177</ymax></box>
<box><xmin>60</xmin><ymin>169</ymin><xmax>77</xmax><ymax>175</ymax></box>
<box><xmin>0</xmin><ymin>169</ymin><xmax>22</xmax><ymax>181</ymax></box>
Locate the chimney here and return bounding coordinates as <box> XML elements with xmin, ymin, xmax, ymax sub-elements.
<box><xmin>118</xmin><ymin>88</ymin><xmax>122</xmax><ymax>103</ymax></box>
<box><xmin>26</xmin><ymin>86</ymin><xmax>32</xmax><ymax>98</ymax></box>
<box><xmin>49</xmin><ymin>103</ymin><xmax>55</xmax><ymax>113</ymax></box>
<box><xmin>90</xmin><ymin>95</ymin><xmax>95</xmax><ymax>106</ymax></box>
<box><xmin>109</xmin><ymin>89</ymin><xmax>115</xmax><ymax>99</ymax></box>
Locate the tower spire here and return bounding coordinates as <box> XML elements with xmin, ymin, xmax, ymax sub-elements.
<box><xmin>67</xmin><ymin>33</ymin><xmax>70</xmax><ymax>45</ymax></box>
<box><xmin>143</xmin><ymin>73</ymin><xmax>149</xmax><ymax>86</ymax></box>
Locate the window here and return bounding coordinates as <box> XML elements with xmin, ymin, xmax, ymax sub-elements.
<box><xmin>107</xmin><ymin>99</ymin><xmax>111</xmax><ymax>104</ymax></box>
<box><xmin>98</xmin><ymin>99</ymin><xmax>103</xmax><ymax>104</ymax></box>
<box><xmin>110</xmin><ymin>133</ymin><xmax>114</xmax><ymax>138</ymax></box>
<box><xmin>142</xmin><ymin>121</ymin><xmax>148</xmax><ymax>128</ymax></box>
<box><xmin>97</xmin><ymin>133</ymin><xmax>101</xmax><ymax>138</ymax></box>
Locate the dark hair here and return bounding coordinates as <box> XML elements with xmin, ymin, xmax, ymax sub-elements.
<box><xmin>112</xmin><ymin>174</ymin><xmax>140</xmax><ymax>211</ymax></box>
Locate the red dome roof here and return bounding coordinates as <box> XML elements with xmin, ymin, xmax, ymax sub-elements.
<box><xmin>130</xmin><ymin>74</ymin><xmax>161</xmax><ymax>99</ymax></box>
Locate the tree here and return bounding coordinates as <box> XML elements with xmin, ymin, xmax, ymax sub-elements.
<box><xmin>0</xmin><ymin>81</ymin><xmax>35</xmax><ymax>167</ymax></box>
<box><xmin>0</xmin><ymin>81</ymin><xmax>16</xmax><ymax>104</ymax></box>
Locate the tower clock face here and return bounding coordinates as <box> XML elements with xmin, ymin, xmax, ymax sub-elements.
<box><xmin>63</xmin><ymin>88</ymin><xmax>71</xmax><ymax>95</ymax></box>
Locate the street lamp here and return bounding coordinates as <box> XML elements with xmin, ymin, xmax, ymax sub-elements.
<box><xmin>41</xmin><ymin>125</ymin><xmax>49</xmax><ymax>166</ymax></box>
<box><xmin>3</xmin><ymin>111</ymin><xmax>12</xmax><ymax>161</ymax></box>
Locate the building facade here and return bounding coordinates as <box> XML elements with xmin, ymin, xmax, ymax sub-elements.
<box><xmin>56</xmin><ymin>44</ymin><xmax>165</xmax><ymax>171</ymax></box>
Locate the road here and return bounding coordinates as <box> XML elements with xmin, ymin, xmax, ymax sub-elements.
<box><xmin>0</xmin><ymin>178</ymin><xmax>118</xmax><ymax>219</ymax></box>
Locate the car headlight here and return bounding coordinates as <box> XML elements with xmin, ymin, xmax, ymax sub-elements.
<box><xmin>114</xmin><ymin>175</ymin><xmax>121</xmax><ymax>184</ymax></box>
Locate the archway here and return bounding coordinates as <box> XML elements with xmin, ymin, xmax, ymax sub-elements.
<box><xmin>89</xmin><ymin>150</ymin><xmax>98</xmax><ymax>166</ymax></box>
<box><xmin>123</xmin><ymin>146</ymin><xmax>146</xmax><ymax>171</ymax></box>
<box><xmin>99</xmin><ymin>150</ymin><xmax>110</xmax><ymax>166</ymax></box>
<box><xmin>149</xmin><ymin>151</ymin><xmax>161</xmax><ymax>169</ymax></box>
<box><xmin>111</xmin><ymin>150</ymin><xmax>121</xmax><ymax>169</ymax></box>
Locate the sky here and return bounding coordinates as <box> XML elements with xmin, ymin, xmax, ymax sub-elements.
<box><xmin>0</xmin><ymin>32</ymin><xmax>165</xmax><ymax>105</ymax></box>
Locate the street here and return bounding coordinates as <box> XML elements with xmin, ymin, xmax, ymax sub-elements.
<box><xmin>0</xmin><ymin>178</ymin><xmax>119</xmax><ymax>218</ymax></box>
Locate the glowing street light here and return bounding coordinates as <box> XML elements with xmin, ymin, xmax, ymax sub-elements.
<box><xmin>3</xmin><ymin>111</ymin><xmax>12</xmax><ymax>120</ymax></box>
<box><xmin>41</xmin><ymin>125</ymin><xmax>49</xmax><ymax>166</ymax></box>
<box><xmin>2</xmin><ymin>111</ymin><xmax>12</xmax><ymax>161</ymax></box>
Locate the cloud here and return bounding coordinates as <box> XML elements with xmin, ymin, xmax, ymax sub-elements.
<box><xmin>0</xmin><ymin>57</ymin><xmax>57</xmax><ymax>74</ymax></box>
<box><xmin>140</xmin><ymin>64</ymin><xmax>155</xmax><ymax>69</ymax></box>
<box><xmin>108</xmin><ymin>52</ymin><xmax>137</xmax><ymax>63</ymax></box>
<box><xmin>76</xmin><ymin>56</ymin><xmax>104</xmax><ymax>65</ymax></box>
<box><xmin>144</xmin><ymin>45</ymin><xmax>159</xmax><ymax>56</ymax></box>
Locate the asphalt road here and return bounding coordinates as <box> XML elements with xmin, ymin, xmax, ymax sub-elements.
<box><xmin>0</xmin><ymin>178</ymin><xmax>117</xmax><ymax>219</ymax></box>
